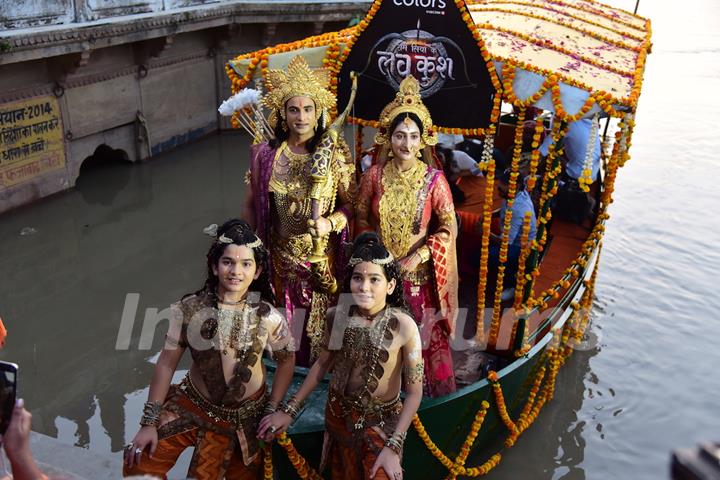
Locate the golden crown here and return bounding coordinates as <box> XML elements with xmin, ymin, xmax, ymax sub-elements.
<box><xmin>262</xmin><ymin>55</ymin><xmax>336</xmax><ymax>129</ymax></box>
<box><xmin>374</xmin><ymin>76</ymin><xmax>437</xmax><ymax>147</ymax></box>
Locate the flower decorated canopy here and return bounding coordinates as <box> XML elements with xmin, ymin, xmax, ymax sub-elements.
<box><xmin>468</xmin><ymin>0</ymin><xmax>652</xmax><ymax>118</ymax></box>
<box><xmin>226</xmin><ymin>0</ymin><xmax>651</xmax><ymax>127</ymax></box>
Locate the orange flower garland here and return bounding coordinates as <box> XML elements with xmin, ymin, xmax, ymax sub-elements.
<box><xmin>445</xmin><ymin>400</ymin><xmax>490</xmax><ymax>479</ymax></box>
<box><xmin>478</xmin><ymin>21</ymin><xmax>635</xmax><ymax>79</ymax></box>
<box><xmin>475</xmin><ymin>134</ymin><xmax>496</xmax><ymax>343</ymax></box>
<box><xmin>263</xmin><ymin>445</ymin><xmax>273</xmax><ymax>480</ymax></box>
<box><xmin>523</xmin><ymin>121</ymin><xmax>567</xmax><ymax>300</ymax></box>
<box><xmin>525</xmin><ymin>116</ymin><xmax>544</xmax><ymax>192</ymax></box>
<box><xmin>276</xmin><ymin>433</ymin><xmax>323</xmax><ymax>480</ymax></box>
<box><xmin>486</xmin><ymin>371</ymin><xmax>519</xmax><ymax>446</ymax></box>
<box><xmin>412</xmin><ymin>414</ymin><xmax>502</xmax><ymax>477</ymax></box>
<box><xmin>513</xmin><ymin>212</ymin><xmax>533</xmax><ymax>310</ymax></box>
<box><xmin>470</xmin><ymin>4</ymin><xmax>646</xmax><ymax>49</ymax></box>
<box><xmin>488</xmin><ymin>110</ymin><xmax>525</xmax><ymax>347</ymax></box>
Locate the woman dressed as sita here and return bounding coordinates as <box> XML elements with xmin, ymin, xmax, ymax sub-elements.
<box><xmin>243</xmin><ymin>56</ymin><xmax>357</xmax><ymax>366</ymax></box>
<box><xmin>356</xmin><ymin>75</ymin><xmax>459</xmax><ymax>397</ymax></box>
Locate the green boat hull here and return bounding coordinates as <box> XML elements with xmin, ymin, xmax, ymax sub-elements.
<box><xmin>268</xmin><ymin>248</ymin><xmax>599</xmax><ymax>479</ymax></box>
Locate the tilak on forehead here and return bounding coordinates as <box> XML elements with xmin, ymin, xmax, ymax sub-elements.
<box><xmin>261</xmin><ymin>55</ymin><xmax>336</xmax><ymax>129</ymax></box>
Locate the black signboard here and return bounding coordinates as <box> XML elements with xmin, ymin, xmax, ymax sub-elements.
<box><xmin>337</xmin><ymin>0</ymin><xmax>495</xmax><ymax>129</ymax></box>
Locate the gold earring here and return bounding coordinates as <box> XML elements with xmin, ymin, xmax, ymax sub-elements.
<box><xmin>388</xmin><ymin>150</ymin><xmax>394</xmax><ymax>158</ymax></box>
<box><xmin>281</xmin><ymin>120</ymin><xmax>288</xmax><ymax>132</ymax></box>
<box><xmin>416</xmin><ymin>150</ymin><xmax>422</xmax><ymax>158</ymax></box>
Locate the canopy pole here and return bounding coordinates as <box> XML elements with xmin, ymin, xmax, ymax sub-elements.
<box><xmin>602</xmin><ymin>117</ymin><xmax>611</xmax><ymax>144</ymax></box>
<box><xmin>634</xmin><ymin>0</ymin><xmax>640</xmax><ymax>14</ymax></box>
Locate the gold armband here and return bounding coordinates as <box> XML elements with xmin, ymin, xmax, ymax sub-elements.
<box><xmin>327</xmin><ymin>211</ymin><xmax>348</xmax><ymax>233</ymax></box>
<box><xmin>273</xmin><ymin>348</ymin><xmax>295</xmax><ymax>363</ymax></box>
<box><xmin>403</xmin><ymin>361</ymin><xmax>424</xmax><ymax>384</ymax></box>
<box><xmin>438</xmin><ymin>209</ymin><xmax>456</xmax><ymax>227</ymax></box>
<box><xmin>416</xmin><ymin>246</ymin><xmax>431</xmax><ymax>264</ymax></box>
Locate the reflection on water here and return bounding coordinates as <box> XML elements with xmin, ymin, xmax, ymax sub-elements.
<box><xmin>482</xmin><ymin>313</ymin><xmax>600</xmax><ymax>480</ymax></box>
<box><xmin>0</xmin><ymin>132</ymin><xmax>251</xmax><ymax>452</ymax></box>
<box><xmin>1</xmin><ymin>0</ymin><xmax>720</xmax><ymax>478</ymax></box>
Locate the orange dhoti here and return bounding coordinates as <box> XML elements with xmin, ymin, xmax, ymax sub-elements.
<box><xmin>322</xmin><ymin>392</ymin><xmax>402</xmax><ymax>480</ymax></box>
<box><xmin>123</xmin><ymin>378</ymin><xmax>266</xmax><ymax>480</ymax></box>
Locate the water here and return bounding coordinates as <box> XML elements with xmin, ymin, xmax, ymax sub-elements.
<box><xmin>1</xmin><ymin>0</ymin><xmax>720</xmax><ymax>478</ymax></box>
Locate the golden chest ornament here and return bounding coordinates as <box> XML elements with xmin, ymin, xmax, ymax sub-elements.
<box><xmin>269</xmin><ymin>142</ymin><xmax>336</xmax><ymax>236</ymax></box>
<box><xmin>378</xmin><ymin>161</ymin><xmax>428</xmax><ymax>259</ymax></box>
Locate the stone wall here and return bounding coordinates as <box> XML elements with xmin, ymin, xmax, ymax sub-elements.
<box><xmin>0</xmin><ymin>1</ymin><xmax>368</xmax><ymax>214</ymax></box>
<box><xmin>2</xmin><ymin>0</ymin><xmax>309</xmax><ymax>30</ymax></box>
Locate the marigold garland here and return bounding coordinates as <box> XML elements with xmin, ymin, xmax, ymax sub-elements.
<box><xmin>470</xmin><ymin>4</ymin><xmax>646</xmax><ymax>48</ymax></box>
<box><xmin>522</xmin><ymin>121</ymin><xmax>567</xmax><ymax>302</ymax></box>
<box><xmin>488</xmin><ymin>110</ymin><xmax>525</xmax><ymax>347</ymax></box>
<box><xmin>276</xmin><ymin>432</ymin><xmax>323</xmax><ymax>480</ymax></box>
<box><xmin>475</xmin><ymin>129</ymin><xmax>497</xmax><ymax>342</ymax></box>
<box><xmin>513</xmin><ymin>212</ymin><xmax>533</xmax><ymax>310</ymax></box>
<box><xmin>525</xmin><ymin>116</ymin><xmax>544</xmax><ymax>192</ymax></box>
<box><xmin>217</xmin><ymin>1</ymin><xmax>639</xmax><ymax>476</ymax></box>
<box><xmin>412</xmin><ymin>414</ymin><xmax>502</xmax><ymax>477</ymax></box>
<box><xmin>263</xmin><ymin>445</ymin><xmax>273</xmax><ymax>480</ymax></box>
<box><xmin>477</xmin><ymin>20</ymin><xmax>635</xmax><ymax>79</ymax></box>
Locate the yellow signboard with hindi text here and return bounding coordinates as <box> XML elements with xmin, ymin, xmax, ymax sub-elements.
<box><xmin>0</xmin><ymin>96</ymin><xmax>65</xmax><ymax>188</ymax></box>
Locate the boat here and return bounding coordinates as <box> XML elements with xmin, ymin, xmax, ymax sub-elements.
<box><xmin>224</xmin><ymin>0</ymin><xmax>652</xmax><ymax>477</ymax></box>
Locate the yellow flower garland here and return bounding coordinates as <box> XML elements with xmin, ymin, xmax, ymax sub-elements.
<box><xmin>488</xmin><ymin>111</ymin><xmax>525</xmax><ymax>347</ymax></box>
<box><xmin>471</xmin><ymin>4</ymin><xmax>646</xmax><ymax>48</ymax></box>
<box><xmin>475</xmin><ymin>148</ymin><xmax>496</xmax><ymax>343</ymax></box>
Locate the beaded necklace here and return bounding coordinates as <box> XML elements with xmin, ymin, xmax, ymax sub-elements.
<box><xmin>337</xmin><ymin>308</ymin><xmax>396</xmax><ymax>430</ymax></box>
<box><xmin>216</xmin><ymin>302</ymin><xmax>256</xmax><ymax>358</ymax></box>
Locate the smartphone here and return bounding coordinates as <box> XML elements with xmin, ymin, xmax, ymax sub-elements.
<box><xmin>0</xmin><ymin>361</ymin><xmax>18</xmax><ymax>435</ymax></box>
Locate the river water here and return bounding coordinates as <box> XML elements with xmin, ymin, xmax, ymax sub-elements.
<box><xmin>1</xmin><ymin>0</ymin><xmax>719</xmax><ymax>478</ymax></box>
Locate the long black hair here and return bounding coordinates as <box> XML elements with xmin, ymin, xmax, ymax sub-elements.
<box><xmin>269</xmin><ymin>101</ymin><xmax>327</xmax><ymax>153</ymax></box>
<box><xmin>198</xmin><ymin>219</ymin><xmax>275</xmax><ymax>308</ymax></box>
<box><xmin>342</xmin><ymin>232</ymin><xmax>408</xmax><ymax>311</ymax></box>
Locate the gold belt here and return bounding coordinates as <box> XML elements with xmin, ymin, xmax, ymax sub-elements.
<box><xmin>403</xmin><ymin>261</ymin><xmax>432</xmax><ymax>285</ymax></box>
<box><xmin>179</xmin><ymin>374</ymin><xmax>268</xmax><ymax>428</ymax></box>
<box><xmin>329</xmin><ymin>389</ymin><xmax>402</xmax><ymax>422</ymax></box>
<box><xmin>273</xmin><ymin>233</ymin><xmax>313</xmax><ymax>263</ymax></box>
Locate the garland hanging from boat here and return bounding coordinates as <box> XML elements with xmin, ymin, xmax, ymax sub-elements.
<box><xmin>263</xmin><ymin>258</ymin><xmax>599</xmax><ymax>479</ymax></box>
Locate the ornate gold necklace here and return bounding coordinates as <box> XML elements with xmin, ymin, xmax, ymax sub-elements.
<box><xmin>277</xmin><ymin>142</ymin><xmax>310</xmax><ymax>175</ymax></box>
<box><xmin>217</xmin><ymin>303</ymin><xmax>253</xmax><ymax>357</ymax></box>
<box><xmin>379</xmin><ymin>161</ymin><xmax>427</xmax><ymax>259</ymax></box>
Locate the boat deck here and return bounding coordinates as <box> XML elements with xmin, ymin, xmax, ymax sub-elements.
<box><xmin>452</xmin><ymin>174</ymin><xmax>591</xmax><ymax>384</ymax></box>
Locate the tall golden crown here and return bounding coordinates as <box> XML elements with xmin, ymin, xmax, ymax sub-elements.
<box><xmin>262</xmin><ymin>55</ymin><xmax>336</xmax><ymax>129</ymax></box>
<box><xmin>374</xmin><ymin>76</ymin><xmax>437</xmax><ymax>147</ymax></box>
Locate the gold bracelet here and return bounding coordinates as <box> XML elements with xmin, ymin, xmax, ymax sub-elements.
<box><xmin>416</xmin><ymin>246</ymin><xmax>431</xmax><ymax>263</ymax></box>
<box><xmin>140</xmin><ymin>401</ymin><xmax>162</xmax><ymax>427</ymax></box>
<box><xmin>327</xmin><ymin>211</ymin><xmax>348</xmax><ymax>233</ymax></box>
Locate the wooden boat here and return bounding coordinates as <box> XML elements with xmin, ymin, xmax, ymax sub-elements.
<box><xmin>225</xmin><ymin>0</ymin><xmax>652</xmax><ymax>477</ymax></box>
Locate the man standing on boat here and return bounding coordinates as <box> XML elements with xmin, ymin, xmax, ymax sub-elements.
<box><xmin>540</xmin><ymin>116</ymin><xmax>601</xmax><ymax>223</ymax></box>
<box><xmin>242</xmin><ymin>56</ymin><xmax>357</xmax><ymax>366</ymax></box>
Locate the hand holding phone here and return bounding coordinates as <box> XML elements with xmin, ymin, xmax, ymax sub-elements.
<box><xmin>0</xmin><ymin>361</ymin><xmax>18</xmax><ymax>436</ymax></box>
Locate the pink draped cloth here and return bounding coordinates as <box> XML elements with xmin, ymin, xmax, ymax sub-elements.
<box><xmin>357</xmin><ymin>163</ymin><xmax>458</xmax><ymax>397</ymax></box>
